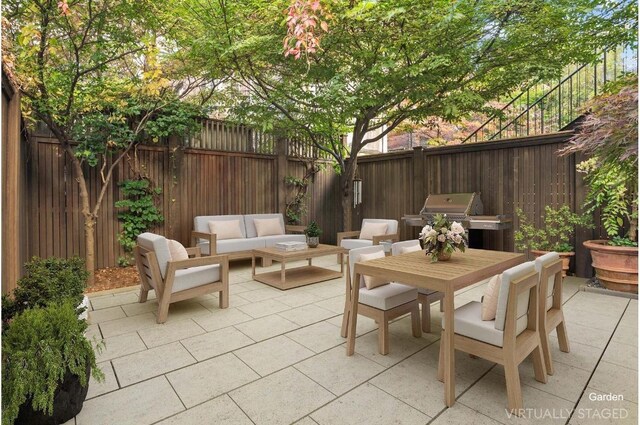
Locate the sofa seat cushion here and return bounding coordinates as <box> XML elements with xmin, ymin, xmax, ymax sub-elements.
<box><xmin>341</xmin><ymin>239</ymin><xmax>373</xmax><ymax>250</ymax></box>
<box><xmin>444</xmin><ymin>301</ymin><xmax>505</xmax><ymax>347</ymax></box>
<box><xmin>172</xmin><ymin>264</ymin><xmax>221</xmax><ymax>293</ymax></box>
<box><xmin>260</xmin><ymin>234</ymin><xmax>307</xmax><ymax>247</ymax></box>
<box><xmin>359</xmin><ymin>283</ymin><xmax>418</xmax><ymax>310</ymax></box>
<box><xmin>216</xmin><ymin>238</ymin><xmax>266</xmax><ymax>254</ymax></box>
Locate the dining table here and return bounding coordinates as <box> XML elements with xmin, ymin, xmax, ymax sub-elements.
<box><xmin>346</xmin><ymin>248</ymin><xmax>525</xmax><ymax>408</ymax></box>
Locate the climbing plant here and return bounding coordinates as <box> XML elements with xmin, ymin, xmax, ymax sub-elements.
<box><xmin>285</xmin><ymin>159</ymin><xmax>324</xmax><ymax>225</ymax></box>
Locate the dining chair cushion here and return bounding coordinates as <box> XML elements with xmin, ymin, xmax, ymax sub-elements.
<box><xmin>391</xmin><ymin>240</ymin><xmax>421</xmax><ymax>256</ymax></box>
<box><xmin>534</xmin><ymin>252</ymin><xmax>560</xmax><ymax>312</ymax></box>
<box><xmin>208</xmin><ymin>219</ymin><xmax>244</xmax><ymax>240</ymax></box>
<box><xmin>481</xmin><ymin>274</ymin><xmax>501</xmax><ymax>321</ymax></box>
<box><xmin>253</xmin><ymin>218</ymin><xmax>285</xmax><ymax>237</ymax></box>
<box><xmin>341</xmin><ymin>239</ymin><xmax>373</xmax><ymax>250</ymax></box>
<box><xmin>168</xmin><ymin>239</ymin><xmax>189</xmax><ymax>261</ymax></box>
<box><xmin>349</xmin><ymin>245</ymin><xmax>386</xmax><ymax>289</ymax></box>
<box><xmin>359</xmin><ymin>222</ymin><xmax>388</xmax><ymax>240</ymax></box>
<box><xmin>172</xmin><ymin>264</ymin><xmax>221</xmax><ymax>293</ymax></box>
<box><xmin>495</xmin><ymin>261</ymin><xmax>536</xmax><ymax>331</ymax></box>
<box><xmin>358</xmin><ymin>251</ymin><xmax>388</xmax><ymax>289</ymax></box>
<box><xmin>137</xmin><ymin>232</ymin><xmax>172</xmax><ymax>279</ymax></box>
<box><xmin>400</xmin><ymin>245</ymin><xmax>422</xmax><ymax>254</ymax></box>
<box><xmin>359</xmin><ymin>283</ymin><xmax>419</xmax><ymax>311</ymax></box>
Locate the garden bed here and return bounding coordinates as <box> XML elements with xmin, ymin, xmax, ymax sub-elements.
<box><xmin>88</xmin><ymin>266</ymin><xmax>140</xmax><ymax>293</ymax></box>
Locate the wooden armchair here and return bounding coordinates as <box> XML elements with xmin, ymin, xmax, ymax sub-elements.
<box><xmin>135</xmin><ymin>232</ymin><xmax>229</xmax><ymax>324</ymax></box>
<box><xmin>337</xmin><ymin>219</ymin><xmax>400</xmax><ymax>263</ymax></box>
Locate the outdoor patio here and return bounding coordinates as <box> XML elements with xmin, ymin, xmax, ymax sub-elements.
<box><xmin>73</xmin><ymin>255</ymin><xmax>637</xmax><ymax>425</ymax></box>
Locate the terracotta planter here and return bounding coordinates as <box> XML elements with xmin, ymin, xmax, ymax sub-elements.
<box><xmin>530</xmin><ymin>250</ymin><xmax>574</xmax><ymax>278</ymax></box>
<box><xmin>583</xmin><ymin>240</ymin><xmax>638</xmax><ymax>294</ymax></box>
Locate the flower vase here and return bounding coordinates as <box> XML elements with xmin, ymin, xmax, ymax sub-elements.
<box><xmin>437</xmin><ymin>251</ymin><xmax>451</xmax><ymax>261</ymax></box>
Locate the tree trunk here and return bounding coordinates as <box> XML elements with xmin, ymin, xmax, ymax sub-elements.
<box><xmin>83</xmin><ymin>218</ymin><xmax>96</xmax><ymax>286</ymax></box>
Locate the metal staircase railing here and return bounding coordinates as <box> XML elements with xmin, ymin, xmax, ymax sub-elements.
<box><xmin>463</xmin><ymin>46</ymin><xmax>637</xmax><ymax>144</ymax></box>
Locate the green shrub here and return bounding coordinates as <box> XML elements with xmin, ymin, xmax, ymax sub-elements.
<box><xmin>514</xmin><ymin>206</ymin><xmax>593</xmax><ymax>252</ymax></box>
<box><xmin>304</xmin><ymin>221</ymin><xmax>322</xmax><ymax>237</ymax></box>
<box><xmin>115</xmin><ymin>178</ymin><xmax>164</xmax><ymax>255</ymax></box>
<box><xmin>2</xmin><ymin>302</ymin><xmax>103</xmax><ymax>425</ymax></box>
<box><xmin>3</xmin><ymin>257</ymin><xmax>88</xmax><ymax>325</ymax></box>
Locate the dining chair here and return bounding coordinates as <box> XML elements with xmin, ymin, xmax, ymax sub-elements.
<box><xmin>437</xmin><ymin>261</ymin><xmax>547</xmax><ymax>414</ymax></box>
<box><xmin>391</xmin><ymin>240</ymin><xmax>444</xmax><ymax>333</ymax></box>
<box><xmin>341</xmin><ymin>245</ymin><xmax>422</xmax><ymax>355</ymax></box>
<box><xmin>336</xmin><ymin>219</ymin><xmax>400</xmax><ymax>263</ymax></box>
<box><xmin>534</xmin><ymin>252</ymin><xmax>570</xmax><ymax>376</ymax></box>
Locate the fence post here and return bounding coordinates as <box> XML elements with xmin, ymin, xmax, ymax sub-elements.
<box><xmin>276</xmin><ymin>136</ymin><xmax>288</xmax><ymax>215</ymax></box>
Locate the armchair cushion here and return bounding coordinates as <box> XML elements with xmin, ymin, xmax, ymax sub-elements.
<box><xmin>172</xmin><ymin>264</ymin><xmax>221</xmax><ymax>293</ymax></box>
<box><xmin>362</xmin><ymin>218</ymin><xmax>399</xmax><ymax>235</ymax></box>
<box><xmin>359</xmin><ymin>222</ymin><xmax>388</xmax><ymax>240</ymax></box>
<box><xmin>168</xmin><ymin>239</ymin><xmax>189</xmax><ymax>261</ymax></box>
<box><xmin>137</xmin><ymin>232</ymin><xmax>172</xmax><ymax>279</ymax></box>
<box><xmin>360</xmin><ymin>283</ymin><xmax>418</xmax><ymax>311</ymax></box>
<box><xmin>253</xmin><ymin>218</ymin><xmax>284</xmax><ymax>237</ymax></box>
<box><xmin>208</xmin><ymin>219</ymin><xmax>244</xmax><ymax>240</ymax></box>
<box><xmin>341</xmin><ymin>239</ymin><xmax>373</xmax><ymax>250</ymax></box>
<box><xmin>358</xmin><ymin>251</ymin><xmax>388</xmax><ymax>289</ymax></box>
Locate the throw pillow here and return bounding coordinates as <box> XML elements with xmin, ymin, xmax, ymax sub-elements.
<box><xmin>481</xmin><ymin>274</ymin><xmax>501</xmax><ymax>321</ymax></box>
<box><xmin>358</xmin><ymin>251</ymin><xmax>388</xmax><ymax>289</ymax></box>
<box><xmin>167</xmin><ymin>239</ymin><xmax>189</xmax><ymax>261</ymax></box>
<box><xmin>253</xmin><ymin>218</ymin><xmax>284</xmax><ymax>237</ymax></box>
<box><xmin>208</xmin><ymin>219</ymin><xmax>244</xmax><ymax>240</ymax></box>
<box><xmin>359</xmin><ymin>222</ymin><xmax>388</xmax><ymax>240</ymax></box>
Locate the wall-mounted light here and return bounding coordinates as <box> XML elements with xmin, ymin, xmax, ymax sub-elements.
<box><xmin>353</xmin><ymin>177</ymin><xmax>363</xmax><ymax>208</ymax></box>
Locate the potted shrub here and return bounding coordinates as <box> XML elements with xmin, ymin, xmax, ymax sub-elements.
<box><xmin>514</xmin><ymin>206</ymin><xmax>593</xmax><ymax>277</ymax></box>
<box><xmin>561</xmin><ymin>77</ymin><xmax>638</xmax><ymax>293</ymax></box>
<box><xmin>2</xmin><ymin>301</ymin><xmax>103</xmax><ymax>425</ymax></box>
<box><xmin>304</xmin><ymin>221</ymin><xmax>322</xmax><ymax>248</ymax></box>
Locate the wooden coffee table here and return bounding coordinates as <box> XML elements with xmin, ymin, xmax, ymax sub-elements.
<box><xmin>252</xmin><ymin>244</ymin><xmax>347</xmax><ymax>290</ymax></box>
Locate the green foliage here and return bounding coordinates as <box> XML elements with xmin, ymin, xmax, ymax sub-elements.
<box><xmin>611</xmin><ymin>236</ymin><xmax>639</xmax><ymax>247</ymax></box>
<box><xmin>285</xmin><ymin>175</ymin><xmax>308</xmax><ymax>224</ymax></box>
<box><xmin>115</xmin><ymin>179</ymin><xmax>164</xmax><ymax>255</ymax></box>
<box><xmin>2</xmin><ymin>257</ymin><xmax>88</xmax><ymax>325</ymax></box>
<box><xmin>514</xmin><ymin>206</ymin><xmax>593</xmax><ymax>252</ymax></box>
<box><xmin>2</xmin><ymin>302</ymin><xmax>103</xmax><ymax>425</ymax></box>
<box><xmin>304</xmin><ymin>221</ymin><xmax>322</xmax><ymax>237</ymax></box>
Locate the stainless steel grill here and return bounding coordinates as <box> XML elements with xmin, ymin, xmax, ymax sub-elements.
<box><xmin>402</xmin><ymin>192</ymin><xmax>511</xmax><ymax>230</ymax></box>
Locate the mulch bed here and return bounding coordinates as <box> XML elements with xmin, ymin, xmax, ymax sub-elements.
<box><xmin>87</xmin><ymin>266</ymin><xmax>141</xmax><ymax>293</ymax></box>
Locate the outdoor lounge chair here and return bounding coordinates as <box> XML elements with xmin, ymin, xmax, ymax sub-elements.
<box><xmin>534</xmin><ymin>252</ymin><xmax>570</xmax><ymax>375</ymax></box>
<box><xmin>135</xmin><ymin>232</ymin><xmax>229</xmax><ymax>324</ymax></box>
<box><xmin>341</xmin><ymin>245</ymin><xmax>422</xmax><ymax>355</ymax></box>
<box><xmin>337</xmin><ymin>218</ymin><xmax>400</xmax><ymax>263</ymax></box>
<box><xmin>437</xmin><ymin>262</ymin><xmax>547</xmax><ymax>414</ymax></box>
<box><xmin>391</xmin><ymin>240</ymin><xmax>444</xmax><ymax>333</ymax></box>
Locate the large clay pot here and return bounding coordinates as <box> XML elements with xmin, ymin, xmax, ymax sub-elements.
<box><xmin>530</xmin><ymin>250</ymin><xmax>574</xmax><ymax>277</ymax></box>
<box><xmin>583</xmin><ymin>240</ymin><xmax>638</xmax><ymax>294</ymax></box>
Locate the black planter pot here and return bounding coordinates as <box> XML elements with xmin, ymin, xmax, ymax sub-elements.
<box><xmin>16</xmin><ymin>363</ymin><xmax>91</xmax><ymax>425</ymax></box>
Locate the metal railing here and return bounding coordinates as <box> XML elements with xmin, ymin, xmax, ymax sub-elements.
<box><xmin>463</xmin><ymin>46</ymin><xmax>637</xmax><ymax>144</ymax></box>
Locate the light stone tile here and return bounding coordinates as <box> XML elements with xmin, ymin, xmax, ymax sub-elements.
<box><xmin>563</xmin><ymin>306</ymin><xmax>621</xmax><ymax>331</ymax></box>
<box><xmin>112</xmin><ymin>342</ymin><xmax>196</xmax><ymax>387</ymax></box>
<box><xmin>181</xmin><ymin>327</ymin><xmax>254</xmax><ymax>361</ymax></box>
<box><xmin>589</xmin><ymin>361</ymin><xmax>638</xmax><ymax>403</ymax></box>
<box><xmin>432</xmin><ymin>403</ymin><xmax>502</xmax><ymax>425</ymax></box>
<box><xmin>326</xmin><ymin>315</ymin><xmax>377</xmax><ymax>337</ymax></box>
<box><xmin>612</xmin><ymin>323</ymin><xmax>638</xmax><ymax>347</ymax></box>
<box><xmin>294</xmin><ymin>417</ymin><xmax>319</xmax><ymax>425</ymax></box>
<box><xmin>563</xmin><ymin>321</ymin><xmax>614</xmax><ymax>349</ymax></box>
<box><xmin>96</xmin><ymin>332</ymin><xmax>147</xmax><ymax>362</ymax></box>
<box><xmin>235</xmin><ymin>281</ymin><xmax>268</xmax><ymax>293</ymax></box>
<box><xmin>76</xmin><ymin>376</ymin><xmax>184</xmax><ymax>425</ymax></box>
<box><xmin>295</xmin><ymin>345</ymin><xmax>385</xmax><ymax>395</ymax></box>
<box><xmin>156</xmin><ymin>394</ymin><xmax>253</xmax><ymax>425</ymax></box>
<box><xmin>167</xmin><ymin>353</ymin><xmax>259</xmax><ymax>408</ymax></box>
<box><xmin>237</xmin><ymin>298</ymin><xmax>291</xmax><ymax>318</ymax></box>
<box><xmin>234</xmin><ymin>314</ymin><xmax>299</xmax><ymax>342</ymax></box>
<box><xmin>275</xmin><ymin>291</ymin><xmax>324</xmax><ymax>308</ymax></box>
<box><xmin>86</xmin><ymin>361</ymin><xmax>119</xmax><ymax>400</ymax></box>
<box><xmin>85</xmin><ymin>324</ymin><xmax>102</xmax><ymax>341</ymax></box>
<box><xmin>137</xmin><ymin>319</ymin><xmax>205</xmax><ymax>348</ymax></box>
<box><xmin>458</xmin><ymin>371</ymin><xmax>575</xmax><ymax>425</ymax></box>
<box><xmin>278</xmin><ymin>304</ymin><xmax>337</xmax><ymax>327</ymax></box>
<box><xmin>230</xmin><ymin>367</ymin><xmax>334</xmax><ymax>425</ymax></box>
<box><xmin>303</xmin><ymin>283</ymin><xmax>344</xmax><ymax>299</ymax></box>
<box><xmin>234</xmin><ymin>335</ymin><xmax>314</xmax><ymax>376</ymax></box>
<box><xmin>90</xmin><ymin>292</ymin><xmax>139</xmax><ymax>310</ymax></box>
<box><xmin>413</xmin><ymin>341</ymin><xmax>495</xmax><ymax>379</ymax></box>
<box><xmin>286</xmin><ymin>321</ymin><xmax>346</xmax><ymax>353</ymax></box>
<box><xmin>311</xmin><ymin>383</ymin><xmax>429</xmax><ymax>425</ymax></box>
<box><xmin>389</xmin><ymin>315</ymin><xmax>441</xmax><ymax>343</ymax></box>
<box><xmin>162</xmin><ymin>301</ymin><xmax>212</xmax><ymax>321</ymax></box>
<box><xmin>569</xmin><ymin>388</ymin><xmax>638</xmax><ymax>425</ymax></box>
<box><xmin>121</xmin><ymin>300</ymin><xmax>158</xmax><ymax>317</ymax></box>
<box><xmin>566</xmin><ymin>292</ymin><xmax>629</xmax><ymax>311</ymax></box>
<box><xmin>601</xmin><ymin>340</ymin><xmax>638</xmax><ymax>370</ymax></box>
<box><xmin>548</xmin><ymin>336</ymin><xmax>603</xmax><ymax>372</ymax></box>
<box><xmin>199</xmin><ymin>293</ymin><xmax>250</xmax><ymax>310</ymax></box>
<box><xmin>619</xmin><ymin>311</ymin><xmax>638</xmax><ymax>329</ymax></box>
<box><xmin>229</xmin><ymin>272</ymin><xmax>254</xmax><ymax>285</ymax></box>
<box><xmin>88</xmin><ymin>306</ymin><xmax>126</xmax><ymax>324</ymax></box>
<box><xmin>62</xmin><ymin>418</ymin><xmax>75</xmax><ymax>425</ymax></box>
<box><xmin>192</xmin><ymin>307</ymin><xmax>253</xmax><ymax>332</ymax></box>
<box><xmin>352</xmin><ymin>329</ymin><xmax>428</xmax><ymax>368</ymax></box>
<box><xmin>313</xmin><ymin>295</ymin><xmax>346</xmax><ymax>314</ymax></box>
<box><xmin>238</xmin><ymin>287</ymin><xmax>284</xmax><ymax>302</ymax></box>
<box><xmin>99</xmin><ymin>313</ymin><xmax>157</xmax><ymax>338</ymax></box>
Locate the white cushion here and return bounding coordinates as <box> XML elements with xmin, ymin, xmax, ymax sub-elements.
<box><xmin>481</xmin><ymin>274</ymin><xmax>501</xmax><ymax>321</ymax></box>
<box><xmin>341</xmin><ymin>239</ymin><xmax>373</xmax><ymax>250</ymax></box>
<box><xmin>359</xmin><ymin>282</ymin><xmax>418</xmax><ymax>311</ymax></box>
<box><xmin>391</xmin><ymin>240</ymin><xmax>421</xmax><ymax>256</ymax></box>
<box><xmin>253</xmin><ymin>218</ymin><xmax>284</xmax><ymax>237</ymax></box>
<box><xmin>495</xmin><ymin>262</ymin><xmax>536</xmax><ymax>331</ymax></box>
<box><xmin>358</xmin><ymin>251</ymin><xmax>388</xmax><ymax>289</ymax></box>
<box><xmin>362</xmin><ymin>218</ymin><xmax>399</xmax><ymax>235</ymax></box>
<box><xmin>194</xmin><ymin>215</ymin><xmax>246</xmax><ymax>237</ymax></box>
<box><xmin>348</xmin><ymin>245</ymin><xmax>386</xmax><ymax>288</ymax></box>
<box><xmin>244</xmin><ymin>214</ymin><xmax>285</xmax><ymax>238</ymax></box>
<box><xmin>260</xmin><ymin>234</ymin><xmax>307</xmax><ymax>247</ymax></box>
<box><xmin>168</xmin><ymin>239</ymin><xmax>189</xmax><ymax>261</ymax></box>
<box><xmin>216</xmin><ymin>238</ymin><xmax>266</xmax><ymax>254</ymax></box>
<box><xmin>137</xmin><ymin>233</ymin><xmax>172</xmax><ymax>278</ymax></box>
<box><xmin>208</xmin><ymin>220</ymin><xmax>244</xmax><ymax>240</ymax></box>
<box><xmin>172</xmin><ymin>264</ymin><xmax>221</xmax><ymax>293</ymax></box>
<box><xmin>534</xmin><ymin>252</ymin><xmax>560</xmax><ymax>309</ymax></box>
<box><xmin>359</xmin><ymin>222</ymin><xmax>388</xmax><ymax>240</ymax></box>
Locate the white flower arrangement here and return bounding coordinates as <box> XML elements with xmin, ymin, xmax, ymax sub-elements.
<box><xmin>419</xmin><ymin>214</ymin><xmax>468</xmax><ymax>262</ymax></box>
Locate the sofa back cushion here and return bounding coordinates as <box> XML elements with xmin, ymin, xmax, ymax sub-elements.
<box><xmin>244</xmin><ymin>214</ymin><xmax>285</xmax><ymax>238</ymax></box>
<box><xmin>137</xmin><ymin>232</ymin><xmax>172</xmax><ymax>279</ymax></box>
<box><xmin>208</xmin><ymin>219</ymin><xmax>245</xmax><ymax>240</ymax></box>
<box><xmin>194</xmin><ymin>215</ymin><xmax>247</xmax><ymax>238</ymax></box>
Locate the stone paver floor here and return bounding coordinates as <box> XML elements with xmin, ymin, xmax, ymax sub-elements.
<box><xmin>71</xmin><ymin>255</ymin><xmax>637</xmax><ymax>425</ymax></box>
